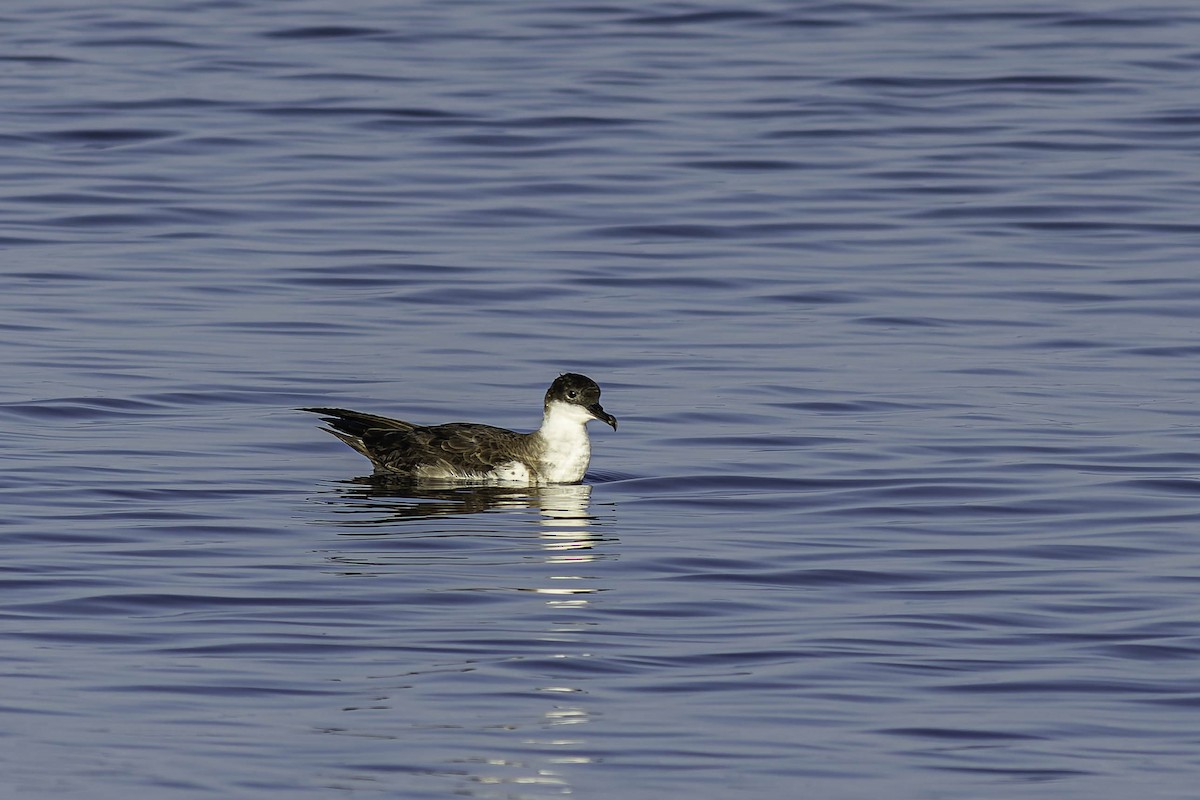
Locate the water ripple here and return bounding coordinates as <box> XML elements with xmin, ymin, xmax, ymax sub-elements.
<box><xmin>3</xmin><ymin>2</ymin><xmax>1200</xmax><ymax>798</ymax></box>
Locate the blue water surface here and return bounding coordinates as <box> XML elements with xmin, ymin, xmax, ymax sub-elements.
<box><xmin>3</xmin><ymin>1</ymin><xmax>1200</xmax><ymax>798</ymax></box>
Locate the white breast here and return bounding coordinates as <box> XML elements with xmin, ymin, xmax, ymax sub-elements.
<box><xmin>535</xmin><ymin>401</ymin><xmax>593</xmax><ymax>484</ymax></box>
<box><xmin>537</xmin><ymin>439</ymin><xmax>590</xmax><ymax>483</ymax></box>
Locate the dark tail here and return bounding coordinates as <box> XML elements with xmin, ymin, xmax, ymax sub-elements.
<box><xmin>299</xmin><ymin>406</ymin><xmax>415</xmax><ymax>438</ymax></box>
<box><xmin>300</xmin><ymin>407</ymin><xmax>416</xmax><ymax>464</ymax></box>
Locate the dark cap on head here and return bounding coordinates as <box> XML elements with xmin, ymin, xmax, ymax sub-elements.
<box><xmin>545</xmin><ymin>373</ymin><xmax>617</xmax><ymax>430</ymax></box>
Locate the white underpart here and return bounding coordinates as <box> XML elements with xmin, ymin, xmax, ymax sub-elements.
<box><xmin>533</xmin><ymin>400</ymin><xmax>595</xmax><ymax>484</ymax></box>
<box><xmin>489</xmin><ymin>461</ymin><xmax>532</xmax><ymax>482</ymax></box>
<box><xmin>415</xmin><ymin>460</ymin><xmax>531</xmax><ymax>482</ymax></box>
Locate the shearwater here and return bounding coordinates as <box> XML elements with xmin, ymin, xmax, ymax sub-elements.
<box><xmin>302</xmin><ymin>373</ymin><xmax>617</xmax><ymax>484</ymax></box>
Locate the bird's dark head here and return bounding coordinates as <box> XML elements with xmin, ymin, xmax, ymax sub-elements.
<box><xmin>545</xmin><ymin>373</ymin><xmax>617</xmax><ymax>430</ymax></box>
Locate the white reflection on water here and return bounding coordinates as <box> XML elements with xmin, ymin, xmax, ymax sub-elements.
<box><xmin>308</xmin><ymin>479</ymin><xmax>610</xmax><ymax>797</ymax></box>
<box><xmin>524</xmin><ymin>485</ymin><xmax>602</xmax><ymax>798</ymax></box>
<box><xmin>534</xmin><ymin>483</ymin><xmax>601</xmax><ymax>604</ymax></box>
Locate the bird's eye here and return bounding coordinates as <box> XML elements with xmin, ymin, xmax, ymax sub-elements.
<box><xmin>567</xmin><ymin>390</ymin><xmax>578</xmax><ymax>399</ymax></box>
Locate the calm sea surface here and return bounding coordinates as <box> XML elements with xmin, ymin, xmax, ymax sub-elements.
<box><xmin>4</xmin><ymin>1</ymin><xmax>1200</xmax><ymax>798</ymax></box>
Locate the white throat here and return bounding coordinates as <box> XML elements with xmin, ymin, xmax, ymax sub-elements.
<box><xmin>535</xmin><ymin>401</ymin><xmax>594</xmax><ymax>483</ymax></box>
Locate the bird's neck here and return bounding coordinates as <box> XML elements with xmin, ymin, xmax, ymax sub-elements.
<box><xmin>533</xmin><ymin>402</ymin><xmax>592</xmax><ymax>483</ymax></box>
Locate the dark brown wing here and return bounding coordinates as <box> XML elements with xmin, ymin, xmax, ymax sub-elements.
<box><xmin>361</xmin><ymin>423</ymin><xmax>535</xmax><ymax>476</ymax></box>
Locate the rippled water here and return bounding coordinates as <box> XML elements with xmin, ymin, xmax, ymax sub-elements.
<box><xmin>4</xmin><ymin>1</ymin><xmax>1200</xmax><ymax>798</ymax></box>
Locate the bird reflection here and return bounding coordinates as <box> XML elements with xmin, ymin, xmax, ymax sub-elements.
<box><xmin>314</xmin><ymin>476</ymin><xmax>597</xmax><ymax>525</ymax></box>
<box><xmin>308</xmin><ymin>477</ymin><xmax>610</xmax><ymax>796</ymax></box>
<box><xmin>309</xmin><ymin>477</ymin><xmax>613</xmax><ymax>576</ymax></box>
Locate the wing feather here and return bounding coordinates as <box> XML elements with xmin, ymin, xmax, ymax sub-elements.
<box><xmin>363</xmin><ymin>423</ymin><xmax>535</xmax><ymax>477</ymax></box>
<box><xmin>302</xmin><ymin>407</ymin><xmax>539</xmax><ymax>479</ymax></box>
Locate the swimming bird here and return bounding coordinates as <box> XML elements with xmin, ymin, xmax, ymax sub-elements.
<box><xmin>301</xmin><ymin>373</ymin><xmax>617</xmax><ymax>484</ymax></box>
